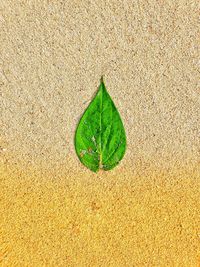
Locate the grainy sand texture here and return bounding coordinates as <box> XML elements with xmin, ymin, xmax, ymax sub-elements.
<box><xmin>0</xmin><ymin>0</ymin><xmax>200</xmax><ymax>266</ymax></box>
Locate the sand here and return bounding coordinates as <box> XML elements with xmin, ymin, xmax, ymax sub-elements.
<box><xmin>0</xmin><ymin>0</ymin><xmax>200</xmax><ymax>266</ymax></box>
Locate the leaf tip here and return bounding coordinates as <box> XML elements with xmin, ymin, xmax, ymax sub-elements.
<box><xmin>100</xmin><ymin>75</ymin><xmax>104</xmax><ymax>84</ymax></box>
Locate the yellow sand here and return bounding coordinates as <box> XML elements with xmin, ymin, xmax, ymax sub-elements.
<box><xmin>0</xmin><ymin>0</ymin><xmax>200</xmax><ymax>266</ymax></box>
<box><xmin>0</xmin><ymin>164</ymin><xmax>200</xmax><ymax>266</ymax></box>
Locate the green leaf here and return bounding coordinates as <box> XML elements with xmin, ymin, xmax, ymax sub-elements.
<box><xmin>75</xmin><ymin>77</ymin><xmax>126</xmax><ymax>172</ymax></box>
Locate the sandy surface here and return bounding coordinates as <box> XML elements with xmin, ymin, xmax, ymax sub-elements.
<box><xmin>0</xmin><ymin>0</ymin><xmax>200</xmax><ymax>266</ymax></box>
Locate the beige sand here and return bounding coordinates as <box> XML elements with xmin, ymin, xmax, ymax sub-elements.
<box><xmin>0</xmin><ymin>0</ymin><xmax>200</xmax><ymax>266</ymax></box>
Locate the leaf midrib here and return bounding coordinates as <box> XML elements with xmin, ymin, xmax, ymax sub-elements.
<box><xmin>99</xmin><ymin>85</ymin><xmax>103</xmax><ymax>167</ymax></box>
